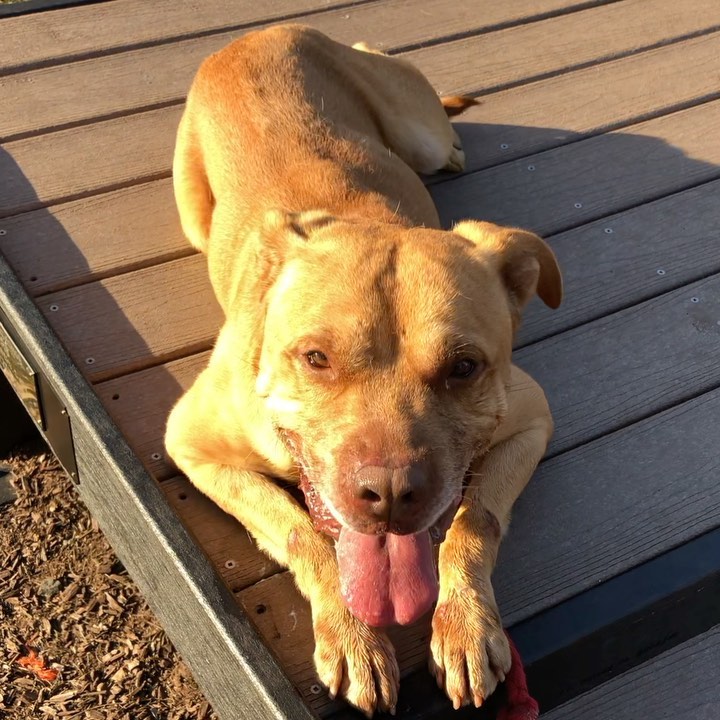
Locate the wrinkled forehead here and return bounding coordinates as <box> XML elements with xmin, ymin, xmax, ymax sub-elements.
<box><xmin>393</xmin><ymin>238</ymin><xmax>512</xmax><ymax>355</ymax></box>
<box><xmin>269</xmin><ymin>230</ymin><xmax>511</xmax><ymax>356</ymax></box>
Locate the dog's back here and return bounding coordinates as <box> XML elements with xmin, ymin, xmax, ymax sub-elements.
<box><xmin>173</xmin><ymin>25</ymin><xmax>457</xmax><ymax>264</ymax></box>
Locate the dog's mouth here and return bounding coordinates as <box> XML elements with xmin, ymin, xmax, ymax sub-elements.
<box><xmin>284</xmin><ymin>430</ymin><xmax>460</xmax><ymax>627</ymax></box>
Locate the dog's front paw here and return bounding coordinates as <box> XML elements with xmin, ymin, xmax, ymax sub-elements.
<box><xmin>429</xmin><ymin>587</ymin><xmax>511</xmax><ymax>709</ymax></box>
<box><xmin>313</xmin><ymin>605</ymin><xmax>399</xmax><ymax>717</ymax></box>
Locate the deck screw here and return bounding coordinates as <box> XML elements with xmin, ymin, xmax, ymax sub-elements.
<box><xmin>527</xmin><ymin>164</ymin><xmax>535</xmax><ymax>171</ymax></box>
<box><xmin>310</xmin><ymin>684</ymin><xmax>322</xmax><ymax>695</ymax></box>
<box><xmin>691</xmin><ymin>297</ymin><xmax>700</xmax><ymax>303</ymax></box>
<box><xmin>49</xmin><ymin>304</ymin><xmax>59</xmax><ymax>312</ymax></box>
<box><xmin>0</xmin><ymin>229</ymin><xmax>6</xmax><ymax>236</ymax></box>
<box><xmin>85</xmin><ymin>357</ymin><xmax>95</xmax><ymax>365</ymax></box>
<box><xmin>225</xmin><ymin>560</ymin><xmax>237</xmax><ymax>569</ymax></box>
<box><xmin>150</xmin><ymin>452</ymin><xmax>161</xmax><ymax>461</ymax></box>
<box><xmin>500</xmin><ymin>143</ymin><xmax>509</xmax><ymax>150</ymax></box>
<box><xmin>604</xmin><ymin>228</ymin><xmax>613</xmax><ymax>234</ymax></box>
<box><xmin>656</xmin><ymin>269</ymin><xmax>666</xmax><ymax>276</ymax></box>
<box><xmin>574</xmin><ymin>202</ymin><xmax>583</xmax><ymax>209</ymax></box>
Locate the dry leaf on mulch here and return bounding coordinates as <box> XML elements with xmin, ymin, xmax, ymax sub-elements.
<box><xmin>0</xmin><ymin>439</ymin><xmax>216</xmax><ymax>720</ymax></box>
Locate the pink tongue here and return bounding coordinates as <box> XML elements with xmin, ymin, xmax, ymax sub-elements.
<box><xmin>336</xmin><ymin>528</ymin><xmax>438</xmax><ymax>626</ymax></box>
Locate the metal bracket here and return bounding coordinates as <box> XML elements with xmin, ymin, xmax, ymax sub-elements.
<box><xmin>0</xmin><ymin>313</ymin><xmax>79</xmax><ymax>483</ymax></box>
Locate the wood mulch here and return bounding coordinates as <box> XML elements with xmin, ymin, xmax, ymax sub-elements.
<box><xmin>0</xmin><ymin>437</ymin><xmax>216</xmax><ymax>720</ymax></box>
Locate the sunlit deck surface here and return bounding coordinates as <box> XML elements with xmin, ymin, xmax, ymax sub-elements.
<box><xmin>2</xmin><ymin>0</ymin><xmax>719</xmax><ymax>717</ymax></box>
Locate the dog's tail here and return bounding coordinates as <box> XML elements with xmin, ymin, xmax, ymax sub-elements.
<box><xmin>441</xmin><ymin>95</ymin><xmax>479</xmax><ymax>117</ymax></box>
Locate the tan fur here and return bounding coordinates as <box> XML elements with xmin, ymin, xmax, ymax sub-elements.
<box><xmin>166</xmin><ymin>25</ymin><xmax>562</xmax><ymax>716</ymax></box>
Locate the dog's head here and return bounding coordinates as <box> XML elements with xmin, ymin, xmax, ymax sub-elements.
<box><xmin>244</xmin><ymin>209</ymin><xmax>561</xmax><ymax>540</ymax></box>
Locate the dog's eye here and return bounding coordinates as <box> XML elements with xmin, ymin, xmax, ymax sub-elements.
<box><xmin>306</xmin><ymin>350</ymin><xmax>330</xmax><ymax>369</ymax></box>
<box><xmin>449</xmin><ymin>358</ymin><xmax>479</xmax><ymax>379</ymax></box>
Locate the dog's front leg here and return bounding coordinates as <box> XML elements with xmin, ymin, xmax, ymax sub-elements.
<box><xmin>430</xmin><ymin>412</ymin><xmax>552</xmax><ymax>709</ymax></box>
<box><xmin>167</xmin><ymin>450</ymin><xmax>399</xmax><ymax>715</ymax></box>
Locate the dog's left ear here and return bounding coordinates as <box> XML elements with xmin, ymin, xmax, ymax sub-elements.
<box><xmin>453</xmin><ymin>220</ymin><xmax>563</xmax><ymax>311</ymax></box>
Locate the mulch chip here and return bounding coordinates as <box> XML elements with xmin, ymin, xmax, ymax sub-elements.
<box><xmin>0</xmin><ymin>439</ymin><xmax>216</xmax><ymax>719</ymax></box>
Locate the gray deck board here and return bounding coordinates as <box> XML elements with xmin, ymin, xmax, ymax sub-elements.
<box><xmin>543</xmin><ymin>626</ymin><xmax>720</xmax><ymax>719</ymax></box>
<box><xmin>433</xmin><ymin>99</ymin><xmax>720</xmax><ymax>234</ymax></box>
<box><xmin>517</xmin><ymin>272</ymin><xmax>720</xmax><ymax>455</ymax></box>
<box><xmin>519</xmin><ymin>179</ymin><xmax>720</xmax><ymax>346</ymax></box>
<box><xmin>497</xmin><ymin>387</ymin><xmax>720</xmax><ymax>623</ymax></box>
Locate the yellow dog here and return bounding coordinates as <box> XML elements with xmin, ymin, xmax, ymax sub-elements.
<box><xmin>166</xmin><ymin>25</ymin><xmax>562</xmax><ymax>716</ymax></box>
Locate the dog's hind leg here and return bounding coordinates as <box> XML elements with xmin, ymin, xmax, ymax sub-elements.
<box><xmin>352</xmin><ymin>44</ymin><xmax>476</xmax><ymax>175</ymax></box>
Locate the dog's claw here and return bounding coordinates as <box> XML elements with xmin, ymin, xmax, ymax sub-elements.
<box><xmin>314</xmin><ymin>606</ymin><xmax>398</xmax><ymax>717</ymax></box>
<box><xmin>430</xmin><ymin>590</ymin><xmax>511</xmax><ymax>711</ymax></box>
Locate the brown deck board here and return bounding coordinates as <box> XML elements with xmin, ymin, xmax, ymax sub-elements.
<box><xmin>39</xmin><ymin>255</ymin><xmax>220</xmax><ymax>382</ymax></box>
<box><xmin>0</xmin><ymin>107</ymin><xmax>178</xmax><ymax>218</ymax></box>
<box><xmin>162</xmin><ymin>477</ymin><xmax>282</xmax><ymax>592</ymax></box>
<box><xmin>95</xmin><ymin>351</ymin><xmax>211</xmax><ymax>477</ymax></box>
<box><xmin>3</xmin><ymin>1</ymin><xmax>720</xmax><ymax>717</ymax></box>
<box><xmin>5</xmin><ymin>0</ymin><xmax>719</xmax><ymax>140</ymax></box>
<box><xmin>0</xmin><ymin>0</ymin><xmax>370</xmax><ymax>74</ymax></box>
<box><xmin>5</xmin><ymin>30</ymin><xmax>720</xmax><ymax>297</ymax></box>
<box><xmin>0</xmin><ymin>0</ymin><xmax>601</xmax><ymax>76</ymax></box>
<box><xmin>543</xmin><ymin>626</ymin><xmax>720</xmax><ymax>719</ymax></box>
<box><xmin>26</xmin><ymin>99</ymin><xmax>720</xmax><ymax>383</ymax></box>
<box><xmin>88</xmin><ymin>173</ymin><xmax>720</xmax><ymax>485</ymax></box>
<box><xmin>0</xmin><ymin>181</ymin><xmax>188</xmax><ymax>296</ymax></box>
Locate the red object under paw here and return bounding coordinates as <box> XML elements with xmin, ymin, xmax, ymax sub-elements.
<box><xmin>498</xmin><ymin>633</ymin><xmax>539</xmax><ymax>720</ymax></box>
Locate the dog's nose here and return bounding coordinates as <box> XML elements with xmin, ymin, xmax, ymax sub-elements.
<box><xmin>352</xmin><ymin>462</ymin><xmax>430</xmax><ymax>532</ymax></box>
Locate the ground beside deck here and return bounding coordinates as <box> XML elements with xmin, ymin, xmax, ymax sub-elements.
<box><xmin>1</xmin><ymin>1</ymin><xmax>720</xmax><ymax>718</ymax></box>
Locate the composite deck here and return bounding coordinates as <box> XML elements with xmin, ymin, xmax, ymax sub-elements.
<box><xmin>1</xmin><ymin>1</ymin><xmax>720</xmax><ymax>718</ymax></box>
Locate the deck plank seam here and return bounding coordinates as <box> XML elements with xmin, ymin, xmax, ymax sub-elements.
<box><xmin>84</xmin><ymin>338</ymin><xmax>214</xmax><ymax>385</ymax></box>
<box><xmin>0</xmin><ymin>98</ymin><xmax>186</xmax><ymax>145</ymax></box>
<box><xmin>382</xmin><ymin>0</ymin><xmax>626</xmax><ymax>54</ymax></box>
<box><xmin>543</xmin><ymin>381</ymin><xmax>720</xmax><ymax>464</ymax></box>
<box><xmin>449</xmin><ymin>167</ymin><xmax>720</xmax><ymax>239</ymax></box>
<box><xmin>31</xmin><ymin>246</ymin><xmax>199</xmax><ymax>299</ymax></box>
<box><xmin>7</xmin><ymin>8</ymin><xmax>720</xmax><ymax>145</ymax></box>
<box><xmin>0</xmin><ymin>0</ymin><xmax>384</xmax><ymax>77</ymax></box>
<box><xmin>423</xmin><ymin>23</ymin><xmax>720</xmax><ymax>114</ymax></box>
<box><xmin>0</xmin><ymin>167</ymin><xmax>172</xmax><ymax>221</ymax></box>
